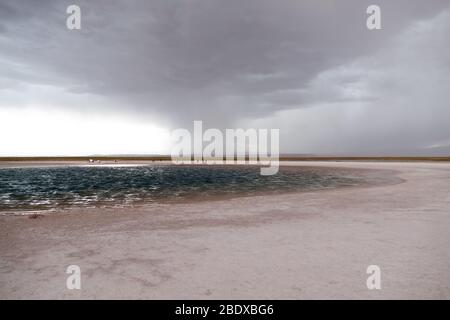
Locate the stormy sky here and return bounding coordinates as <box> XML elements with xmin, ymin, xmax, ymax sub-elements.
<box><xmin>0</xmin><ymin>0</ymin><xmax>449</xmax><ymax>156</ymax></box>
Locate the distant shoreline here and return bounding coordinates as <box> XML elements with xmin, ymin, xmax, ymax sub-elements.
<box><xmin>1</xmin><ymin>156</ymin><xmax>450</xmax><ymax>170</ymax></box>
<box><xmin>1</xmin><ymin>156</ymin><xmax>450</xmax><ymax>162</ymax></box>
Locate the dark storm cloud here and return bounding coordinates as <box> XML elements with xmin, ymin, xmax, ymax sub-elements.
<box><xmin>0</xmin><ymin>0</ymin><xmax>449</xmax><ymax>154</ymax></box>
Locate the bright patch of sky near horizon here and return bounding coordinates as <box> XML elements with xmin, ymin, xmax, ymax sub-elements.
<box><xmin>0</xmin><ymin>107</ymin><xmax>171</xmax><ymax>156</ymax></box>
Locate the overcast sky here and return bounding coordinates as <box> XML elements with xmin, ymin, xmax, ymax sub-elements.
<box><xmin>1</xmin><ymin>0</ymin><xmax>449</xmax><ymax>156</ymax></box>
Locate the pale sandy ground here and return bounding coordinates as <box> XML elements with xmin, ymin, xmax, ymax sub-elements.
<box><xmin>0</xmin><ymin>161</ymin><xmax>449</xmax><ymax>299</ymax></box>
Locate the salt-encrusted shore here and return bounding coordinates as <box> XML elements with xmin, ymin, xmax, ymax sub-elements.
<box><xmin>1</xmin><ymin>161</ymin><xmax>449</xmax><ymax>299</ymax></box>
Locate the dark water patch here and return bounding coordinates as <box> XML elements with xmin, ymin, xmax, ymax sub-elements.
<box><xmin>0</xmin><ymin>165</ymin><xmax>395</xmax><ymax>214</ymax></box>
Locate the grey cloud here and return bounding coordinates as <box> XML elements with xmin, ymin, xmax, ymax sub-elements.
<box><xmin>0</xmin><ymin>0</ymin><xmax>449</xmax><ymax>153</ymax></box>
<box><xmin>243</xmin><ymin>8</ymin><xmax>450</xmax><ymax>155</ymax></box>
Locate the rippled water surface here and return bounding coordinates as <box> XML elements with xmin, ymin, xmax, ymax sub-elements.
<box><xmin>0</xmin><ymin>165</ymin><xmax>370</xmax><ymax>214</ymax></box>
